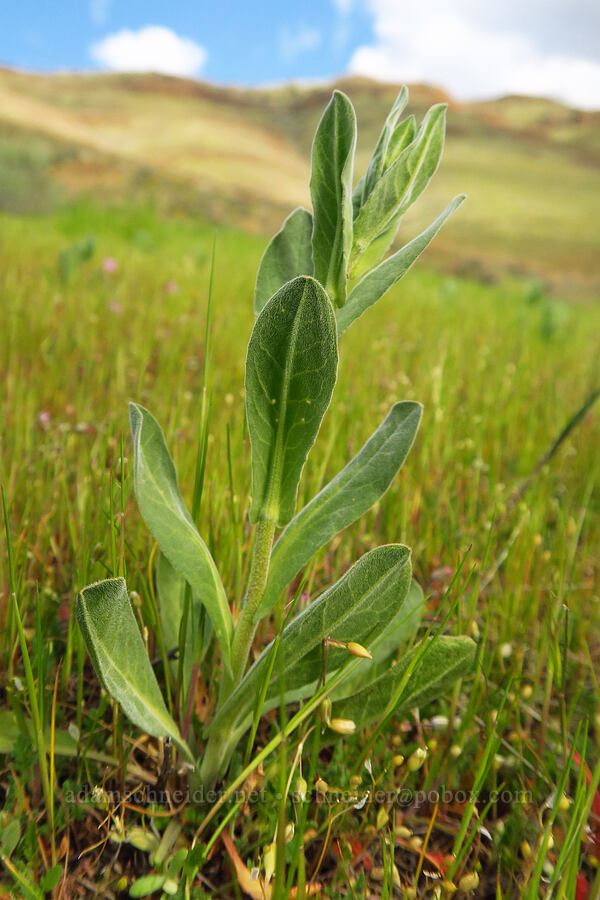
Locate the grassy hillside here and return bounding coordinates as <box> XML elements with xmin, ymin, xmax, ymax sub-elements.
<box><xmin>1</xmin><ymin>67</ymin><xmax>599</xmax><ymax>297</ymax></box>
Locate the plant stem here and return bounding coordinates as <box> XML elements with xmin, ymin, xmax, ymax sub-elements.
<box><xmin>229</xmin><ymin>514</ymin><xmax>276</xmax><ymax>685</ymax></box>
<box><xmin>196</xmin><ymin>725</ymin><xmax>241</xmax><ymax>793</ymax></box>
<box><xmin>194</xmin><ymin>655</ymin><xmax>361</xmax><ymax>827</ymax></box>
<box><xmin>198</xmin><ymin>515</ymin><xmax>276</xmax><ymax>789</ymax></box>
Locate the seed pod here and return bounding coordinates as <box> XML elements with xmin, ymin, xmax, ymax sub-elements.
<box><xmin>407</xmin><ymin>747</ymin><xmax>427</xmax><ymax>772</ymax></box>
<box><xmin>376</xmin><ymin>806</ymin><xmax>388</xmax><ymax>830</ymax></box>
<box><xmin>329</xmin><ymin>717</ymin><xmax>356</xmax><ymax>735</ymax></box>
<box><xmin>458</xmin><ymin>872</ymin><xmax>479</xmax><ymax>892</ymax></box>
<box><xmin>295</xmin><ymin>776</ymin><xmax>308</xmax><ymax>801</ymax></box>
<box><xmin>263</xmin><ymin>843</ymin><xmax>276</xmax><ymax>884</ymax></box>
<box><xmin>347</xmin><ymin>641</ymin><xmax>372</xmax><ymax>659</ymax></box>
<box><xmin>315</xmin><ymin>777</ymin><xmax>328</xmax><ymax>795</ymax></box>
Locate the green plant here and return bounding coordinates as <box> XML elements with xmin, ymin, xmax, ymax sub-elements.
<box><xmin>76</xmin><ymin>87</ymin><xmax>475</xmax><ymax>795</ymax></box>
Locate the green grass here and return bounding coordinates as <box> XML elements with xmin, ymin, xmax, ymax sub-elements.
<box><xmin>1</xmin><ymin>200</ymin><xmax>599</xmax><ymax>898</ymax></box>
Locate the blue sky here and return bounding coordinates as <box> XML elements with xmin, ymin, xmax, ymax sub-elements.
<box><xmin>3</xmin><ymin>0</ymin><xmax>600</xmax><ymax>108</ymax></box>
<box><xmin>4</xmin><ymin>1</ymin><xmax>372</xmax><ymax>85</ymax></box>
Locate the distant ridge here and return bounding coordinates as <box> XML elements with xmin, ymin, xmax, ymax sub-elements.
<box><xmin>0</xmin><ymin>67</ymin><xmax>598</xmax><ymax>297</ymax></box>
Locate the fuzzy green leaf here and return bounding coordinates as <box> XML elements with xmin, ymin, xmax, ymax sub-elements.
<box><xmin>331</xmin><ymin>578</ymin><xmax>424</xmax><ymax>700</ymax></box>
<box><xmin>254</xmin><ymin>207</ymin><xmax>314</xmax><ymax>315</ymax></box>
<box><xmin>155</xmin><ymin>552</ymin><xmax>188</xmax><ymax>661</ymax></box>
<box><xmin>332</xmin><ymin>635</ymin><xmax>476</xmax><ymax>730</ymax></box>
<box><xmin>256</xmin><ymin>401</ymin><xmax>422</xmax><ymax>619</ymax></box>
<box><xmin>76</xmin><ymin>577</ymin><xmax>192</xmax><ymax>760</ymax></box>
<box><xmin>338</xmin><ymin>196</ymin><xmax>465</xmax><ymax>334</ymax></box>
<box><xmin>210</xmin><ymin>545</ymin><xmax>412</xmax><ymax>738</ymax></box>
<box><xmin>351</xmin><ymin>117</ymin><xmax>417</xmax><ymax>280</ymax></box>
<box><xmin>129</xmin><ymin>875</ymin><xmax>167</xmax><ymax>898</ymax></box>
<box><xmin>156</xmin><ymin>555</ymin><xmax>212</xmax><ymax>691</ymax></box>
<box><xmin>351</xmin><ymin>104</ymin><xmax>447</xmax><ymax>267</ymax></box>
<box><xmin>310</xmin><ymin>90</ymin><xmax>357</xmax><ymax>306</ymax></box>
<box><xmin>129</xmin><ymin>402</ymin><xmax>233</xmax><ymax>672</ymax></box>
<box><xmin>246</xmin><ymin>275</ymin><xmax>338</xmax><ymax>527</ymax></box>
<box><xmin>367</xmin><ymin>578</ymin><xmax>424</xmax><ymax>664</ymax></box>
<box><xmin>1</xmin><ymin>819</ymin><xmax>21</xmax><ymax>858</ymax></box>
<box><xmin>155</xmin><ymin>553</ymin><xmax>202</xmax><ymax>693</ymax></box>
<box><xmin>354</xmin><ymin>87</ymin><xmax>409</xmax><ymax>209</ymax></box>
<box><xmin>385</xmin><ymin>114</ymin><xmax>417</xmax><ymax>167</ymax></box>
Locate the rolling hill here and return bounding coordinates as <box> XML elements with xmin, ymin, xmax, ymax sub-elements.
<box><xmin>1</xmin><ymin>67</ymin><xmax>599</xmax><ymax>297</ymax></box>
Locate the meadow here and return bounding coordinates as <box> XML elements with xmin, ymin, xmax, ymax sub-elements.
<box><xmin>0</xmin><ymin>77</ymin><xmax>599</xmax><ymax>900</ymax></box>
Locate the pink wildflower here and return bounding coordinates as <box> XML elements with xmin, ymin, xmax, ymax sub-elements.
<box><xmin>103</xmin><ymin>257</ymin><xmax>118</xmax><ymax>274</ymax></box>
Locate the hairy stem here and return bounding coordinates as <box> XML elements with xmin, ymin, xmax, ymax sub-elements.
<box><xmin>195</xmin><ymin>653</ymin><xmax>361</xmax><ymax>817</ymax></box>
<box><xmin>230</xmin><ymin>514</ymin><xmax>276</xmax><ymax>686</ymax></box>
<box><xmin>198</xmin><ymin>515</ymin><xmax>276</xmax><ymax>789</ymax></box>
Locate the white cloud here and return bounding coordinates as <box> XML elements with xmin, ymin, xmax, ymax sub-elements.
<box><xmin>90</xmin><ymin>26</ymin><xmax>207</xmax><ymax>78</ymax></box>
<box><xmin>279</xmin><ymin>26</ymin><xmax>321</xmax><ymax>61</ymax></box>
<box><xmin>349</xmin><ymin>0</ymin><xmax>600</xmax><ymax>109</ymax></box>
